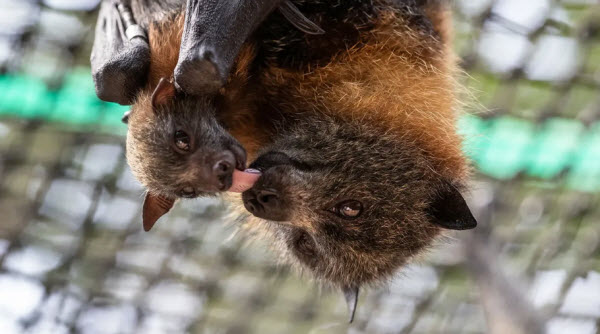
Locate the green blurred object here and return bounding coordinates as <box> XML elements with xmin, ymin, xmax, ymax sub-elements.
<box><xmin>0</xmin><ymin>69</ymin><xmax>128</xmax><ymax>135</ymax></box>
<box><xmin>458</xmin><ymin>115</ymin><xmax>600</xmax><ymax>192</ymax></box>
<box><xmin>0</xmin><ymin>74</ymin><xmax>53</xmax><ymax>119</ymax></box>
<box><xmin>458</xmin><ymin>116</ymin><xmax>536</xmax><ymax>180</ymax></box>
<box><xmin>567</xmin><ymin>122</ymin><xmax>600</xmax><ymax>192</ymax></box>
<box><xmin>526</xmin><ymin>118</ymin><xmax>583</xmax><ymax>179</ymax></box>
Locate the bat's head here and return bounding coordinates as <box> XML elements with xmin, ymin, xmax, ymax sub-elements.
<box><xmin>125</xmin><ymin>77</ymin><xmax>246</xmax><ymax>229</ymax></box>
<box><xmin>242</xmin><ymin>118</ymin><xmax>476</xmax><ymax>292</ymax></box>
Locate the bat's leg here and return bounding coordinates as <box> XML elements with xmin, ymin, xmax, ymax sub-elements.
<box><xmin>174</xmin><ymin>0</ymin><xmax>323</xmax><ymax>96</ymax></box>
<box><xmin>91</xmin><ymin>0</ymin><xmax>150</xmax><ymax>105</ymax></box>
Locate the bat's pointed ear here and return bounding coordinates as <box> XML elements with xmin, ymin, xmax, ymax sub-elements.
<box><xmin>151</xmin><ymin>77</ymin><xmax>177</xmax><ymax>108</ymax></box>
<box><xmin>142</xmin><ymin>192</ymin><xmax>175</xmax><ymax>232</ymax></box>
<box><xmin>427</xmin><ymin>181</ymin><xmax>477</xmax><ymax>230</ymax></box>
<box><xmin>121</xmin><ymin>110</ymin><xmax>131</xmax><ymax>124</ymax></box>
<box><xmin>342</xmin><ymin>285</ymin><xmax>359</xmax><ymax>323</ymax></box>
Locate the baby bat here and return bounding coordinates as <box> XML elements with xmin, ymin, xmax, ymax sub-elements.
<box><xmin>91</xmin><ymin>0</ymin><xmax>478</xmax><ymax>321</ymax></box>
<box><xmin>90</xmin><ymin>0</ymin><xmax>322</xmax><ymax>230</ymax></box>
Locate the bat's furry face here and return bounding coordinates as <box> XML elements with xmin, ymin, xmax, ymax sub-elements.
<box><xmin>242</xmin><ymin>117</ymin><xmax>476</xmax><ymax>288</ymax></box>
<box><xmin>126</xmin><ymin>95</ymin><xmax>246</xmax><ymax>199</ymax></box>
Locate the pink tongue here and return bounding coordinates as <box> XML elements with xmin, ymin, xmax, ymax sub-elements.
<box><xmin>229</xmin><ymin>169</ymin><xmax>262</xmax><ymax>193</ymax></box>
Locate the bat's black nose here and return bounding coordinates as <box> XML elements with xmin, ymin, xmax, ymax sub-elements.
<box><xmin>242</xmin><ymin>188</ymin><xmax>289</xmax><ymax>221</ymax></box>
<box><xmin>210</xmin><ymin>150</ymin><xmax>237</xmax><ymax>191</ymax></box>
<box><xmin>192</xmin><ymin>143</ymin><xmax>246</xmax><ymax>193</ymax></box>
<box><xmin>213</xmin><ymin>159</ymin><xmax>233</xmax><ymax>177</ymax></box>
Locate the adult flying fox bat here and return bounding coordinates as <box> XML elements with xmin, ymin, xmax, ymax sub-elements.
<box><xmin>91</xmin><ymin>0</ymin><xmax>477</xmax><ymax>322</ymax></box>
<box><xmin>224</xmin><ymin>0</ymin><xmax>478</xmax><ymax>322</ymax></box>
<box><xmin>222</xmin><ymin>1</ymin><xmax>476</xmax><ymax>320</ymax></box>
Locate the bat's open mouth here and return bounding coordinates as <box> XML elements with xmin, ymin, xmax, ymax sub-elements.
<box><xmin>249</xmin><ymin>151</ymin><xmax>295</xmax><ymax>172</ymax></box>
<box><xmin>249</xmin><ymin>151</ymin><xmax>315</xmax><ymax>173</ymax></box>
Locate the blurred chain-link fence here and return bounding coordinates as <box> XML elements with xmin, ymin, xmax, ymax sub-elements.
<box><xmin>0</xmin><ymin>0</ymin><xmax>599</xmax><ymax>333</ymax></box>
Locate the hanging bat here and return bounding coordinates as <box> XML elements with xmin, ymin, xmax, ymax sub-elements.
<box><xmin>90</xmin><ymin>0</ymin><xmax>477</xmax><ymax>322</ymax></box>
<box><xmin>225</xmin><ymin>0</ymin><xmax>477</xmax><ymax>322</ymax></box>
<box><xmin>90</xmin><ymin>0</ymin><xmax>323</xmax><ymax>231</ymax></box>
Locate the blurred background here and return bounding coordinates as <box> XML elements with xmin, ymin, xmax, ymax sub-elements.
<box><xmin>0</xmin><ymin>0</ymin><xmax>599</xmax><ymax>333</ymax></box>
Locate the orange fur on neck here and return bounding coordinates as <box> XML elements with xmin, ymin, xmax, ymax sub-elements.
<box><xmin>147</xmin><ymin>13</ymin><xmax>185</xmax><ymax>88</ymax></box>
<box><xmin>245</xmin><ymin>8</ymin><xmax>466</xmax><ymax>181</ymax></box>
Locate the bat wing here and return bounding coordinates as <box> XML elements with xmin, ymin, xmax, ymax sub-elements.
<box><xmin>174</xmin><ymin>0</ymin><xmax>323</xmax><ymax>96</ymax></box>
<box><xmin>90</xmin><ymin>0</ymin><xmax>150</xmax><ymax>105</ymax></box>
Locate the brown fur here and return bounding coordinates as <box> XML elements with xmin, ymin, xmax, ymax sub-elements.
<box><xmin>127</xmin><ymin>13</ymin><xmax>184</xmax><ymax>132</ymax></box>
<box><xmin>134</xmin><ymin>3</ymin><xmax>465</xmax><ymax>180</ymax></box>
<box><xmin>126</xmin><ymin>0</ymin><xmax>474</xmax><ymax>289</ymax></box>
<box><xmin>257</xmin><ymin>12</ymin><xmax>464</xmax><ymax>179</ymax></box>
<box><xmin>216</xmin><ymin>2</ymin><xmax>464</xmax><ymax>177</ymax></box>
<box><xmin>147</xmin><ymin>13</ymin><xmax>185</xmax><ymax>87</ymax></box>
<box><xmin>230</xmin><ymin>1</ymin><xmax>472</xmax><ymax>288</ymax></box>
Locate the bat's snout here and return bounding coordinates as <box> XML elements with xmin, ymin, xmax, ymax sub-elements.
<box><xmin>184</xmin><ymin>146</ymin><xmax>247</xmax><ymax>195</ymax></box>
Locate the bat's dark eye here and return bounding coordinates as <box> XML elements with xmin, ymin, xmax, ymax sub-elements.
<box><xmin>332</xmin><ymin>200</ymin><xmax>363</xmax><ymax>219</ymax></box>
<box><xmin>179</xmin><ymin>186</ymin><xmax>196</xmax><ymax>198</ymax></box>
<box><xmin>174</xmin><ymin>130</ymin><xmax>191</xmax><ymax>152</ymax></box>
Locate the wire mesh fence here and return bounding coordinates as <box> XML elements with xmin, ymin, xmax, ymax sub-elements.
<box><xmin>0</xmin><ymin>0</ymin><xmax>599</xmax><ymax>333</ymax></box>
